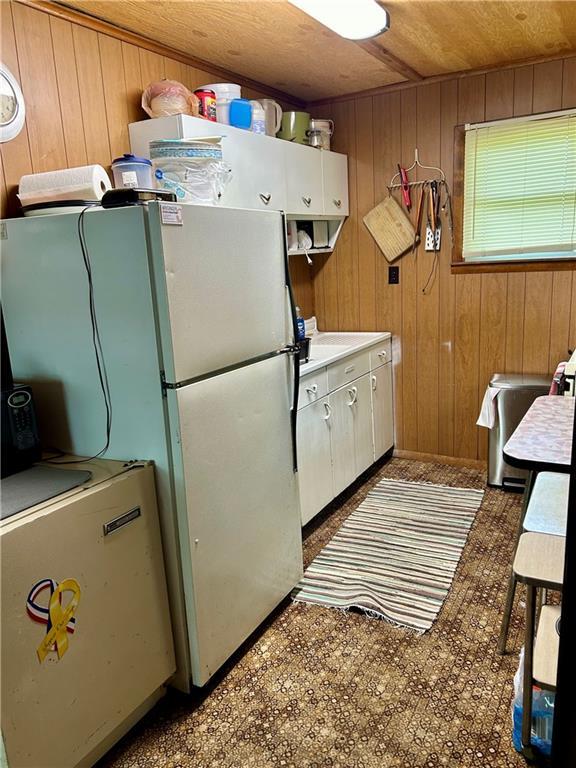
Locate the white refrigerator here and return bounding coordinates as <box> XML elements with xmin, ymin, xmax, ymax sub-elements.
<box><xmin>1</xmin><ymin>202</ymin><xmax>303</xmax><ymax>689</ymax></box>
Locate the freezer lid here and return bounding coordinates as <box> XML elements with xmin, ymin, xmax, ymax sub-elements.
<box><xmin>146</xmin><ymin>203</ymin><xmax>293</xmax><ymax>385</ymax></box>
<box><xmin>489</xmin><ymin>373</ymin><xmax>552</xmax><ymax>390</ymax></box>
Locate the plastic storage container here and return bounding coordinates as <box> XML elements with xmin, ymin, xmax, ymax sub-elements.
<box><xmin>200</xmin><ymin>83</ymin><xmax>241</xmax><ymax>125</ymax></box>
<box><xmin>229</xmin><ymin>99</ymin><xmax>252</xmax><ymax>130</ymax></box>
<box><xmin>487</xmin><ymin>373</ymin><xmax>551</xmax><ymax>490</ymax></box>
<box><xmin>111</xmin><ymin>154</ymin><xmax>153</xmax><ymax>189</ymax></box>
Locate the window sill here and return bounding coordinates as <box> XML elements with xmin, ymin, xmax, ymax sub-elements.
<box><xmin>451</xmin><ymin>259</ymin><xmax>576</xmax><ymax>274</ymax></box>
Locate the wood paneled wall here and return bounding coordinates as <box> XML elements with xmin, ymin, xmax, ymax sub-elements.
<box><xmin>0</xmin><ymin>0</ymin><xmax>298</xmax><ymax>218</ymax></box>
<box><xmin>2</xmin><ymin>1</ymin><xmax>575</xmax><ymax>463</ymax></box>
<box><xmin>295</xmin><ymin>56</ymin><xmax>576</xmax><ymax>461</ymax></box>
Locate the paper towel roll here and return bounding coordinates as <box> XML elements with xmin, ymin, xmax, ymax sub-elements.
<box><xmin>18</xmin><ymin>165</ymin><xmax>111</xmax><ymax>205</ymax></box>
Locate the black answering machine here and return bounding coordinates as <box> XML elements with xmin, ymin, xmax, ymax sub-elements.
<box><xmin>1</xmin><ymin>311</ymin><xmax>42</xmax><ymax>478</ymax></box>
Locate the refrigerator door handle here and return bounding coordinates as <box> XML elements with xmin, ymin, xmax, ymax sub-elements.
<box><xmin>281</xmin><ymin>212</ymin><xmax>301</xmax><ymax>474</ymax></box>
<box><xmin>281</xmin><ymin>212</ymin><xmax>299</xmax><ymax>346</ymax></box>
<box><xmin>290</xmin><ymin>348</ymin><xmax>300</xmax><ymax>473</ymax></box>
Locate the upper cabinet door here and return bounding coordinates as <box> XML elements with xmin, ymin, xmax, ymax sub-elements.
<box><xmin>322</xmin><ymin>151</ymin><xmax>349</xmax><ymax>216</ymax></box>
<box><xmin>238</xmin><ymin>131</ymin><xmax>287</xmax><ymax>212</ymax></box>
<box><xmin>284</xmin><ymin>142</ymin><xmax>324</xmax><ymax>216</ymax></box>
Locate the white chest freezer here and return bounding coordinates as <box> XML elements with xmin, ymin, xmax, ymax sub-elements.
<box><xmin>1</xmin><ymin>460</ymin><xmax>175</xmax><ymax>768</ymax></box>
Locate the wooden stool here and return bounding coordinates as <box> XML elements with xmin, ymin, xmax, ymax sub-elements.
<box><xmin>498</xmin><ymin>472</ymin><xmax>568</xmax><ymax>654</ymax></box>
<box><xmin>513</xmin><ymin>532</ymin><xmax>564</xmax><ymax>758</ymax></box>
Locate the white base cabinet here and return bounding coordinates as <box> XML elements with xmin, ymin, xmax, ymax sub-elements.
<box><xmin>331</xmin><ymin>374</ymin><xmax>373</xmax><ymax>496</ymax></box>
<box><xmin>297</xmin><ymin>339</ymin><xmax>394</xmax><ymax>526</ymax></box>
<box><xmin>371</xmin><ymin>362</ymin><xmax>394</xmax><ymax>460</ymax></box>
<box><xmin>297</xmin><ymin>397</ymin><xmax>334</xmax><ymax>526</ymax></box>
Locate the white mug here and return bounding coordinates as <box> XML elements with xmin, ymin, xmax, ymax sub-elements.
<box><xmin>260</xmin><ymin>99</ymin><xmax>283</xmax><ymax>137</ymax></box>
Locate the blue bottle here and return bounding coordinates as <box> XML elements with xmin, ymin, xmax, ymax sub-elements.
<box><xmin>295</xmin><ymin>306</ymin><xmax>306</xmax><ymax>341</ymax></box>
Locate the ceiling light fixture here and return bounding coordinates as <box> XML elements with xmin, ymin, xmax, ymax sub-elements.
<box><xmin>289</xmin><ymin>0</ymin><xmax>390</xmax><ymax>41</ymax></box>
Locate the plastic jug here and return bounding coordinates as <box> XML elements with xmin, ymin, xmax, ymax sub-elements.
<box><xmin>260</xmin><ymin>99</ymin><xmax>283</xmax><ymax>137</ymax></box>
<box><xmin>250</xmin><ymin>101</ymin><xmax>266</xmax><ymax>135</ymax></box>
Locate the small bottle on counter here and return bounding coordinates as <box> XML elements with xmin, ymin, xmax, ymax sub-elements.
<box><xmin>295</xmin><ymin>307</ymin><xmax>306</xmax><ymax>342</ymax></box>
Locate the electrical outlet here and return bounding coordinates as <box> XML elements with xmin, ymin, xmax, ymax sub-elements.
<box><xmin>388</xmin><ymin>266</ymin><xmax>399</xmax><ymax>284</ymax></box>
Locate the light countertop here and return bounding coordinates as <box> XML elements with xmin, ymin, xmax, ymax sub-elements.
<box><xmin>300</xmin><ymin>331</ymin><xmax>392</xmax><ymax>376</ymax></box>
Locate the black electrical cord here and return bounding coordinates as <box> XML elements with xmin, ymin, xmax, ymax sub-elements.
<box><xmin>46</xmin><ymin>207</ymin><xmax>112</xmax><ymax>464</ymax></box>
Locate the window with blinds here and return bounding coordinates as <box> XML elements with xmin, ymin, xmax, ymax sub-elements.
<box><xmin>462</xmin><ymin>110</ymin><xmax>576</xmax><ymax>262</ymax></box>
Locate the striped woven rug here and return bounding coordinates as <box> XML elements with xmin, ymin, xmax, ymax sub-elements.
<box><xmin>293</xmin><ymin>478</ymin><xmax>484</xmax><ymax>632</ymax></box>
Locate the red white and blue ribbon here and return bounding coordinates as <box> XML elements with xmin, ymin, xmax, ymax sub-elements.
<box><xmin>26</xmin><ymin>578</ymin><xmax>76</xmax><ymax>634</ymax></box>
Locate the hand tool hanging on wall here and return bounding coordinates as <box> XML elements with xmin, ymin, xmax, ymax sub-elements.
<box><xmin>441</xmin><ymin>183</ymin><xmax>454</xmax><ymax>240</ymax></box>
<box><xmin>398</xmin><ymin>164</ymin><xmax>411</xmax><ymax>211</ymax></box>
<box><xmin>411</xmin><ymin>182</ymin><xmax>426</xmax><ymax>252</ymax></box>
<box><xmin>425</xmin><ymin>180</ymin><xmax>441</xmax><ymax>252</ymax></box>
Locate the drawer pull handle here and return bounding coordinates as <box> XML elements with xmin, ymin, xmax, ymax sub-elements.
<box><xmin>378</xmin><ymin>350</ymin><xmax>388</xmax><ymax>359</ymax></box>
<box><xmin>372</xmin><ymin>375</ymin><xmax>377</xmax><ymax>391</ymax></box>
<box><xmin>306</xmin><ymin>384</ymin><xmax>318</xmax><ymax>395</ymax></box>
<box><xmin>333</xmin><ymin>198</ymin><xmax>342</xmax><ymax>208</ymax></box>
<box><xmin>344</xmin><ymin>364</ymin><xmax>355</xmax><ymax>374</ymax></box>
<box><xmin>302</xmin><ymin>196</ymin><xmax>312</xmax><ymax>207</ymax></box>
<box><xmin>347</xmin><ymin>386</ymin><xmax>358</xmax><ymax>406</ymax></box>
<box><xmin>259</xmin><ymin>193</ymin><xmax>271</xmax><ymax>205</ymax></box>
<box><xmin>323</xmin><ymin>402</ymin><xmax>332</xmax><ymax>420</ymax></box>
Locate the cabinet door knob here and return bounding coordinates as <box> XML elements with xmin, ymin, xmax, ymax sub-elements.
<box><xmin>378</xmin><ymin>350</ymin><xmax>388</xmax><ymax>360</ymax></box>
<box><xmin>347</xmin><ymin>386</ymin><xmax>358</xmax><ymax>406</ymax></box>
<box><xmin>259</xmin><ymin>193</ymin><xmax>271</xmax><ymax>205</ymax></box>
<box><xmin>333</xmin><ymin>198</ymin><xmax>342</xmax><ymax>208</ymax></box>
<box><xmin>372</xmin><ymin>375</ymin><xmax>377</xmax><ymax>391</ymax></box>
<box><xmin>302</xmin><ymin>196</ymin><xmax>312</xmax><ymax>207</ymax></box>
<box><xmin>305</xmin><ymin>384</ymin><xmax>318</xmax><ymax>395</ymax></box>
<box><xmin>323</xmin><ymin>402</ymin><xmax>332</xmax><ymax>420</ymax></box>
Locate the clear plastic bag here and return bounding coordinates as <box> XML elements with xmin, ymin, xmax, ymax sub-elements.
<box><xmin>152</xmin><ymin>158</ymin><xmax>231</xmax><ymax>204</ymax></box>
<box><xmin>511</xmin><ymin>647</ymin><xmax>555</xmax><ymax>756</ymax></box>
<box><xmin>142</xmin><ymin>80</ymin><xmax>199</xmax><ymax>118</ymax></box>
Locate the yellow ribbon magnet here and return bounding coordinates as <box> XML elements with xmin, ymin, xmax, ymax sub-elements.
<box><xmin>26</xmin><ymin>578</ymin><xmax>81</xmax><ymax>663</ymax></box>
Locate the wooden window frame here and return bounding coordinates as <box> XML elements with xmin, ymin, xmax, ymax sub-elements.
<box><xmin>451</xmin><ymin>124</ymin><xmax>576</xmax><ymax>274</ymax></box>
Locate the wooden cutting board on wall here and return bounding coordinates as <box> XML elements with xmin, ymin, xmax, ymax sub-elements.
<box><xmin>363</xmin><ymin>196</ymin><xmax>415</xmax><ymax>262</ymax></box>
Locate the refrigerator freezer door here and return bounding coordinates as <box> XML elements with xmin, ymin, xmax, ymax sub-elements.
<box><xmin>167</xmin><ymin>354</ymin><xmax>302</xmax><ymax>685</ymax></box>
<box><xmin>147</xmin><ymin>204</ymin><xmax>292</xmax><ymax>385</ymax></box>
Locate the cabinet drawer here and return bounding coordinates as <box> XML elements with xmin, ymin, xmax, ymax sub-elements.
<box><xmin>369</xmin><ymin>339</ymin><xmax>392</xmax><ymax>370</ymax></box>
<box><xmin>327</xmin><ymin>350</ymin><xmax>370</xmax><ymax>391</ymax></box>
<box><xmin>298</xmin><ymin>368</ymin><xmax>328</xmax><ymax>409</ymax></box>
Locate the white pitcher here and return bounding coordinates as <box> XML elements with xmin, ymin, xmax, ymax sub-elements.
<box><xmin>259</xmin><ymin>99</ymin><xmax>283</xmax><ymax>137</ymax></box>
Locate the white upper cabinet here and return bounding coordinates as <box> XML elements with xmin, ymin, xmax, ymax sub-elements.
<box><xmin>322</xmin><ymin>151</ymin><xmax>349</xmax><ymax>216</ymax></box>
<box><xmin>129</xmin><ymin>115</ymin><xmax>347</xmax><ymax>218</ymax></box>
<box><xmin>283</xmin><ymin>141</ymin><xmax>324</xmax><ymax>216</ymax></box>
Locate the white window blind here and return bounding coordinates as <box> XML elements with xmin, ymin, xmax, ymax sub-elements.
<box><xmin>463</xmin><ymin>110</ymin><xmax>576</xmax><ymax>262</ymax></box>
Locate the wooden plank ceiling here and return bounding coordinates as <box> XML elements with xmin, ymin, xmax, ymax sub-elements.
<box><xmin>58</xmin><ymin>0</ymin><xmax>576</xmax><ymax>101</ymax></box>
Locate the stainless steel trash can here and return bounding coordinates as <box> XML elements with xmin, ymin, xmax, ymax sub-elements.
<box><xmin>487</xmin><ymin>373</ymin><xmax>551</xmax><ymax>490</ymax></box>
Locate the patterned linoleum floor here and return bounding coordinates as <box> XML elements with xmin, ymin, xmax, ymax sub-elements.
<box><xmin>99</xmin><ymin>458</ymin><xmax>528</xmax><ymax>768</ymax></box>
